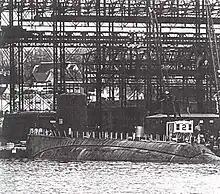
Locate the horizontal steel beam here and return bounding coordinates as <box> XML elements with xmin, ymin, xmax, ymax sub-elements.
<box><xmin>32</xmin><ymin>15</ymin><xmax>220</xmax><ymax>24</ymax></box>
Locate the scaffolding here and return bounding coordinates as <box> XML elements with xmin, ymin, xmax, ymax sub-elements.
<box><xmin>1</xmin><ymin>0</ymin><xmax>220</xmax><ymax>126</ymax></box>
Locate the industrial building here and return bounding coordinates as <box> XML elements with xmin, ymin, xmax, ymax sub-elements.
<box><xmin>0</xmin><ymin>0</ymin><xmax>220</xmax><ymax>135</ymax></box>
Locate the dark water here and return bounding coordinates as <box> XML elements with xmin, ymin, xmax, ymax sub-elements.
<box><xmin>0</xmin><ymin>159</ymin><xmax>220</xmax><ymax>194</ymax></box>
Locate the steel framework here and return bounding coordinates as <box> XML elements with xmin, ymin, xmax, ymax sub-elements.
<box><xmin>1</xmin><ymin>0</ymin><xmax>220</xmax><ymax>124</ymax></box>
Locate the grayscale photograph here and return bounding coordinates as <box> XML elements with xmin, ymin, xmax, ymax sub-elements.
<box><xmin>0</xmin><ymin>0</ymin><xmax>220</xmax><ymax>193</ymax></box>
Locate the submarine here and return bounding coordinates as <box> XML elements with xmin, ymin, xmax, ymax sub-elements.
<box><xmin>2</xmin><ymin>93</ymin><xmax>220</xmax><ymax>163</ymax></box>
<box><xmin>26</xmin><ymin>134</ymin><xmax>220</xmax><ymax>163</ymax></box>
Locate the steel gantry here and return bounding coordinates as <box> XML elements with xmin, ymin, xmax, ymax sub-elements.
<box><xmin>1</xmin><ymin>0</ymin><xmax>220</xmax><ymax>126</ymax></box>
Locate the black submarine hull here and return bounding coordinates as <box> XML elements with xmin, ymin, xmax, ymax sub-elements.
<box><xmin>27</xmin><ymin>135</ymin><xmax>220</xmax><ymax>163</ymax></box>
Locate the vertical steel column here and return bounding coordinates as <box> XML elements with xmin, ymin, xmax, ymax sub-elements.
<box><xmin>120</xmin><ymin>51</ymin><xmax>126</xmax><ymax>108</ymax></box>
<box><xmin>124</xmin><ymin>50</ymin><xmax>127</xmax><ymax>108</ymax></box>
<box><xmin>18</xmin><ymin>1</ymin><xmax>24</xmax><ymax>111</ymax></box>
<box><xmin>53</xmin><ymin>0</ymin><xmax>58</xmax><ymax>110</ymax></box>
<box><xmin>108</xmin><ymin>24</ymin><xmax>113</xmax><ymax>101</ymax></box>
<box><xmin>146</xmin><ymin>0</ymin><xmax>152</xmax><ymax>113</ymax></box>
<box><xmin>9</xmin><ymin>0</ymin><xmax>15</xmax><ymax>113</ymax></box>
<box><xmin>195</xmin><ymin>0</ymin><xmax>204</xmax><ymax>113</ymax></box>
<box><xmin>182</xmin><ymin>74</ymin><xmax>186</xmax><ymax>110</ymax></box>
<box><xmin>135</xmin><ymin>52</ymin><xmax>140</xmax><ymax>107</ymax></box>
<box><xmin>203</xmin><ymin>0</ymin><xmax>212</xmax><ymax>112</ymax></box>
<box><xmin>59</xmin><ymin>1</ymin><xmax>66</xmax><ymax>93</ymax></box>
<box><xmin>96</xmin><ymin>0</ymin><xmax>102</xmax><ymax>128</ymax></box>
<box><xmin>205</xmin><ymin>66</ymin><xmax>210</xmax><ymax>112</ymax></box>
<box><xmin>82</xmin><ymin>54</ymin><xmax>87</xmax><ymax>95</ymax></box>
<box><xmin>150</xmin><ymin>2</ymin><xmax>163</xmax><ymax>102</ymax></box>
<box><xmin>109</xmin><ymin>5</ymin><xmax>115</xmax><ymax>101</ymax></box>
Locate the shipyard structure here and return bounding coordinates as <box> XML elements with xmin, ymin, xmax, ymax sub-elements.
<box><xmin>1</xmin><ymin>0</ymin><xmax>220</xmax><ymax>143</ymax></box>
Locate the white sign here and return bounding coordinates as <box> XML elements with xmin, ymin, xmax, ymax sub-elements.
<box><xmin>173</xmin><ymin>120</ymin><xmax>193</xmax><ymax>134</ymax></box>
<box><xmin>166</xmin><ymin>120</ymin><xmax>193</xmax><ymax>136</ymax></box>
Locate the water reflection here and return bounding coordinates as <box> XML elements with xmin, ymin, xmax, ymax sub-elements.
<box><xmin>0</xmin><ymin>159</ymin><xmax>220</xmax><ymax>194</ymax></box>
